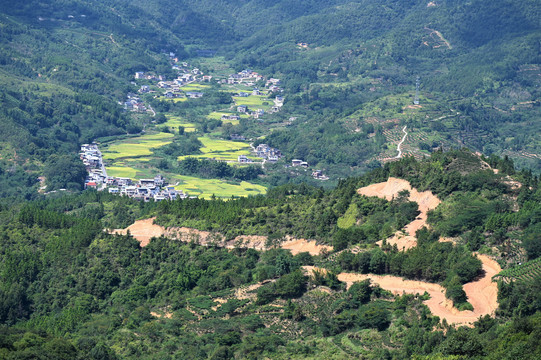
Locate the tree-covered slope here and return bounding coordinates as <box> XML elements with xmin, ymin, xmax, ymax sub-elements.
<box><xmin>0</xmin><ymin>151</ymin><xmax>540</xmax><ymax>359</ymax></box>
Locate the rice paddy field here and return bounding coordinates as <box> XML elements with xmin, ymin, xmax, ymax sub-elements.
<box><xmin>181</xmin><ymin>83</ymin><xmax>211</xmax><ymax>92</ymax></box>
<box><xmin>178</xmin><ymin>136</ymin><xmax>258</xmax><ymax>162</ymax></box>
<box><xmin>163</xmin><ymin>115</ymin><xmax>197</xmax><ymax>132</ymax></box>
<box><xmin>157</xmin><ymin>96</ymin><xmax>188</xmax><ymax>103</ymax></box>
<box><xmin>233</xmin><ymin>95</ymin><xmax>272</xmax><ymax>111</ymax></box>
<box><xmin>101</xmin><ymin>130</ymin><xmax>264</xmax><ymax>197</ymax></box>
<box><xmin>207</xmin><ymin>111</ymin><xmax>250</xmax><ymax>125</ymax></box>
<box><xmin>172</xmin><ymin>175</ymin><xmax>267</xmax><ymax>199</ymax></box>
<box><xmin>101</xmin><ymin>132</ymin><xmax>174</xmax><ymax>160</ymax></box>
<box><xmin>105</xmin><ymin>166</ymin><xmax>139</xmax><ymax>179</ymax></box>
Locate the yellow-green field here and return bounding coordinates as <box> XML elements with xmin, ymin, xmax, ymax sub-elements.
<box><xmin>207</xmin><ymin>111</ymin><xmax>250</xmax><ymax>125</ymax></box>
<box><xmin>173</xmin><ymin>175</ymin><xmax>267</xmax><ymax>199</ymax></box>
<box><xmin>199</xmin><ymin>137</ymin><xmax>249</xmax><ymax>152</ymax></box>
<box><xmin>157</xmin><ymin>96</ymin><xmax>188</xmax><ymax>103</ymax></box>
<box><xmin>181</xmin><ymin>83</ymin><xmax>210</xmax><ymax>91</ymax></box>
<box><xmin>233</xmin><ymin>95</ymin><xmax>270</xmax><ymax>107</ymax></box>
<box><xmin>101</xmin><ymin>132</ymin><xmax>174</xmax><ymax>160</ymax></box>
<box><xmin>177</xmin><ymin>136</ymin><xmax>256</xmax><ymax>162</ymax></box>
<box><xmin>106</xmin><ymin>166</ymin><xmax>139</xmax><ymax>179</ymax></box>
<box><xmin>163</xmin><ymin>115</ymin><xmax>197</xmax><ymax>132</ymax></box>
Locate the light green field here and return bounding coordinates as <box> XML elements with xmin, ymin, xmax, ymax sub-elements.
<box><xmin>178</xmin><ymin>151</ymin><xmax>258</xmax><ymax>162</ymax></box>
<box><xmin>106</xmin><ymin>166</ymin><xmax>138</xmax><ymax>179</ymax></box>
<box><xmin>102</xmin><ymin>132</ymin><xmax>174</xmax><ymax>160</ymax></box>
<box><xmin>163</xmin><ymin>115</ymin><xmax>197</xmax><ymax>132</ymax></box>
<box><xmin>157</xmin><ymin>96</ymin><xmax>188</xmax><ymax>103</ymax></box>
<box><xmin>181</xmin><ymin>83</ymin><xmax>210</xmax><ymax>91</ymax></box>
<box><xmin>233</xmin><ymin>95</ymin><xmax>269</xmax><ymax>107</ymax></box>
<box><xmin>173</xmin><ymin>175</ymin><xmax>267</xmax><ymax>199</ymax></box>
<box><xmin>207</xmin><ymin>111</ymin><xmax>250</xmax><ymax>125</ymax></box>
<box><xmin>199</xmin><ymin>136</ymin><xmax>250</xmax><ymax>153</ymax></box>
<box><xmin>221</xmin><ymin>84</ymin><xmax>254</xmax><ymax>93</ymax></box>
<box><xmin>177</xmin><ymin>136</ymin><xmax>254</xmax><ymax>162</ymax></box>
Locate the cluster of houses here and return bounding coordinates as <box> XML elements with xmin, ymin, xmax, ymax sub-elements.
<box><xmin>255</xmin><ymin>144</ymin><xmax>282</xmax><ymax>162</ymax></box>
<box><xmin>134</xmin><ymin>61</ymin><xmax>207</xmax><ymax>101</ymax></box>
<box><xmin>224</xmin><ymin>69</ymin><xmax>264</xmax><ymax>85</ymax></box>
<box><xmin>123</xmin><ymin>93</ymin><xmax>147</xmax><ymax>112</ymax></box>
<box><xmin>135</xmin><ymin>72</ymin><xmax>164</xmax><ymax>81</ymax></box>
<box><xmin>311</xmin><ymin>170</ymin><xmax>329</xmax><ymax>180</ymax></box>
<box><xmin>291</xmin><ymin>159</ymin><xmax>309</xmax><ymax>168</ymax></box>
<box><xmin>107</xmin><ymin>179</ymin><xmax>189</xmax><ymax>202</ymax></box>
<box><xmin>290</xmin><ymin>158</ymin><xmax>328</xmax><ymax>180</ymax></box>
<box><xmin>80</xmin><ymin>144</ymin><xmax>190</xmax><ymax>201</ymax></box>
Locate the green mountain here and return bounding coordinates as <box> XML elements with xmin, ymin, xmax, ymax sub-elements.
<box><xmin>0</xmin><ymin>0</ymin><xmax>540</xmax><ymax>200</ymax></box>
<box><xmin>0</xmin><ymin>150</ymin><xmax>540</xmax><ymax>359</ymax></box>
<box><xmin>0</xmin><ymin>4</ymin><xmax>540</xmax><ymax>357</ymax></box>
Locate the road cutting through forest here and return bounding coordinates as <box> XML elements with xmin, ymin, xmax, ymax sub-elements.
<box><xmin>357</xmin><ymin>177</ymin><xmax>441</xmax><ymax>250</ymax></box>
<box><xmin>304</xmin><ymin>254</ymin><xmax>501</xmax><ymax>326</ymax></box>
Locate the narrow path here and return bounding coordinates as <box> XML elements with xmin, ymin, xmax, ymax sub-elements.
<box><xmin>395</xmin><ymin>125</ymin><xmax>408</xmax><ymax>159</ymax></box>
<box><xmin>147</xmin><ymin>105</ymin><xmax>156</xmax><ymax>117</ymax></box>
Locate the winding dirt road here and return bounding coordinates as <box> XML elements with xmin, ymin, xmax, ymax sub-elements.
<box><xmin>395</xmin><ymin>125</ymin><xmax>408</xmax><ymax>159</ymax></box>
<box><xmin>304</xmin><ymin>255</ymin><xmax>501</xmax><ymax>326</ymax></box>
<box><xmin>358</xmin><ymin>177</ymin><xmax>441</xmax><ymax>250</ymax></box>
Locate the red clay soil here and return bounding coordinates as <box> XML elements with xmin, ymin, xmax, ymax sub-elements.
<box><xmin>357</xmin><ymin>177</ymin><xmax>441</xmax><ymax>250</ymax></box>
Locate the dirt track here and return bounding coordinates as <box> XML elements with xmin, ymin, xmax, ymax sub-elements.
<box><xmin>111</xmin><ymin>218</ymin><xmax>331</xmax><ymax>256</ymax></box>
<box><xmin>357</xmin><ymin>177</ymin><xmax>441</xmax><ymax>250</ymax></box>
<box><xmin>112</xmin><ymin>177</ymin><xmax>501</xmax><ymax>325</ymax></box>
<box><xmin>304</xmin><ymin>254</ymin><xmax>501</xmax><ymax>326</ymax></box>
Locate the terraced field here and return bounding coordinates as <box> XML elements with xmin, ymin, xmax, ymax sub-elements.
<box><xmin>493</xmin><ymin>258</ymin><xmax>541</xmax><ymax>283</ymax></box>
<box><xmin>105</xmin><ymin>166</ymin><xmax>139</xmax><ymax>179</ymax></box>
<box><xmin>233</xmin><ymin>95</ymin><xmax>272</xmax><ymax>111</ymax></box>
<box><xmin>172</xmin><ymin>175</ymin><xmax>266</xmax><ymax>199</ymax></box>
<box><xmin>101</xmin><ymin>132</ymin><xmax>174</xmax><ymax>160</ymax></box>
<box><xmin>181</xmin><ymin>83</ymin><xmax>210</xmax><ymax>92</ymax></box>
<box><xmin>163</xmin><ymin>115</ymin><xmax>197</xmax><ymax>132</ymax></box>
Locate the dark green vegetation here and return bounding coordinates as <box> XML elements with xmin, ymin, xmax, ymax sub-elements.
<box><xmin>494</xmin><ymin>258</ymin><xmax>541</xmax><ymax>284</ymax></box>
<box><xmin>1</xmin><ymin>151</ymin><xmax>540</xmax><ymax>359</ymax></box>
<box><xmin>175</xmin><ymin>158</ymin><xmax>264</xmax><ymax>182</ymax></box>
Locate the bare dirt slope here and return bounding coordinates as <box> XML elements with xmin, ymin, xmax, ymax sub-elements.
<box><xmin>111</xmin><ymin>218</ymin><xmax>331</xmax><ymax>255</ymax></box>
<box><xmin>111</xmin><ymin>218</ymin><xmax>165</xmax><ymax>247</ymax></box>
<box><xmin>357</xmin><ymin>177</ymin><xmax>441</xmax><ymax>250</ymax></box>
<box><xmin>304</xmin><ymin>254</ymin><xmax>501</xmax><ymax>326</ymax></box>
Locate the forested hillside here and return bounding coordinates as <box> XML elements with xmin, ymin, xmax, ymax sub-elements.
<box><xmin>0</xmin><ymin>0</ymin><xmax>540</xmax><ymax>200</ymax></box>
<box><xmin>1</xmin><ymin>151</ymin><xmax>540</xmax><ymax>359</ymax></box>
<box><xmin>0</xmin><ymin>2</ymin><xmax>540</xmax><ymax>358</ymax></box>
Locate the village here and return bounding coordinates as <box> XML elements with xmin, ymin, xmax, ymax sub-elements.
<box><xmin>80</xmin><ymin>143</ymin><xmax>191</xmax><ymax>201</ymax></box>
<box><xmin>126</xmin><ymin>53</ymin><xmax>285</xmax><ymax>120</ymax></box>
<box><xmin>113</xmin><ymin>53</ymin><xmax>329</xmax><ymax>198</ymax></box>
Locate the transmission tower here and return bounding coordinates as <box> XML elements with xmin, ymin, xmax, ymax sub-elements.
<box><xmin>414</xmin><ymin>76</ymin><xmax>420</xmax><ymax>105</ymax></box>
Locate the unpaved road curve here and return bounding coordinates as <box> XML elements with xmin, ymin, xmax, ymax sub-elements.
<box><xmin>395</xmin><ymin>125</ymin><xmax>408</xmax><ymax>159</ymax></box>
<box><xmin>304</xmin><ymin>254</ymin><xmax>501</xmax><ymax>326</ymax></box>
<box><xmin>358</xmin><ymin>177</ymin><xmax>441</xmax><ymax>250</ymax></box>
